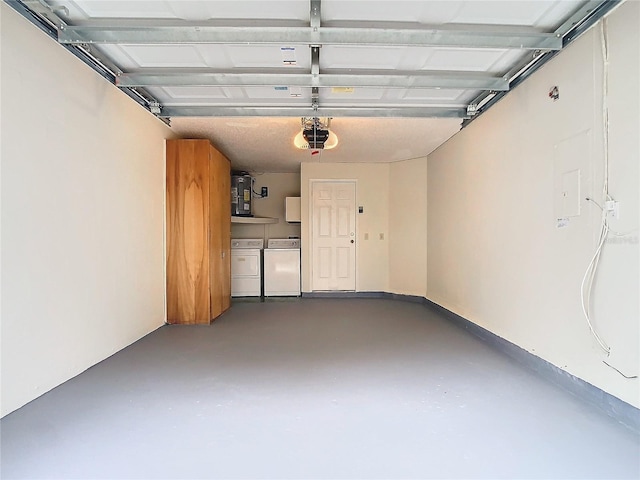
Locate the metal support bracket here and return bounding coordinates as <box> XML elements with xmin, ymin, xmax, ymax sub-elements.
<box><xmin>22</xmin><ymin>0</ymin><xmax>67</xmax><ymax>30</ymax></box>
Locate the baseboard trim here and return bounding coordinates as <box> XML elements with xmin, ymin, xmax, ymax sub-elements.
<box><xmin>301</xmin><ymin>291</ymin><xmax>639</xmax><ymax>433</ymax></box>
<box><xmin>302</xmin><ymin>291</ymin><xmax>426</xmax><ymax>302</ymax></box>
<box><xmin>302</xmin><ymin>291</ymin><xmax>387</xmax><ymax>299</ymax></box>
<box><xmin>423</xmin><ymin>298</ymin><xmax>640</xmax><ymax>434</ymax></box>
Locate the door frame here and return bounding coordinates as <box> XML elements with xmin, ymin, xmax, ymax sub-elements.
<box><xmin>309</xmin><ymin>179</ymin><xmax>358</xmax><ymax>292</ymax></box>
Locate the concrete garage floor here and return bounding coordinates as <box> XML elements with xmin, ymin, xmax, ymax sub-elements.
<box><xmin>1</xmin><ymin>298</ymin><xmax>639</xmax><ymax>479</ymax></box>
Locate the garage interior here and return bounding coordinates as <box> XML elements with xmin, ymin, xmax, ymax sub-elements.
<box><xmin>1</xmin><ymin>0</ymin><xmax>638</xmax><ymax>478</ymax></box>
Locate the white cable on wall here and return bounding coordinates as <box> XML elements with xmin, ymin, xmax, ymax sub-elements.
<box><xmin>580</xmin><ymin>212</ymin><xmax>610</xmax><ymax>354</ymax></box>
<box><xmin>579</xmin><ymin>20</ymin><xmax>612</xmax><ymax>355</ymax></box>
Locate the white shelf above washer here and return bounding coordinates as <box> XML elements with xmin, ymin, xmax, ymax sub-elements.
<box><xmin>231</xmin><ymin>216</ymin><xmax>279</xmax><ymax>224</ymax></box>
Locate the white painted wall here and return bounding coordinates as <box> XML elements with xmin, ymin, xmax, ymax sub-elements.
<box><xmin>427</xmin><ymin>2</ymin><xmax>639</xmax><ymax>408</ymax></box>
<box><xmin>0</xmin><ymin>4</ymin><xmax>173</xmax><ymax>417</ymax></box>
<box><xmin>300</xmin><ymin>162</ymin><xmax>389</xmax><ymax>293</ymax></box>
<box><xmin>2</xmin><ymin>0</ymin><xmax>635</xmax><ymax>417</ymax></box>
<box><xmin>389</xmin><ymin>157</ymin><xmax>428</xmax><ymax>297</ymax></box>
<box><xmin>231</xmin><ymin>172</ymin><xmax>301</xmax><ymax>241</ymax></box>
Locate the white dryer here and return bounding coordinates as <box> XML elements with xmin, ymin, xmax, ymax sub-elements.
<box><xmin>264</xmin><ymin>239</ymin><xmax>301</xmax><ymax>297</ymax></box>
<box><xmin>231</xmin><ymin>238</ymin><xmax>263</xmax><ymax>297</ymax></box>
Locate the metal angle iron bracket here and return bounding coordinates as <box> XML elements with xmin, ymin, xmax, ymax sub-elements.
<box><xmin>115</xmin><ymin>70</ymin><xmax>509</xmax><ymax>91</ymax></box>
<box><xmin>309</xmin><ymin>1</ymin><xmax>322</xmax><ymax>113</ymax></box>
<box><xmin>158</xmin><ymin>105</ymin><xmax>469</xmax><ymax>119</ymax></box>
<box><xmin>49</xmin><ymin>0</ymin><xmax>562</xmax><ymax>51</ymax></box>
<box><xmin>461</xmin><ymin>0</ymin><xmax>621</xmax><ymax>128</ymax></box>
<box><xmin>56</xmin><ymin>24</ymin><xmax>563</xmax><ymax>51</ymax></box>
<box><xmin>5</xmin><ymin>0</ymin><xmax>167</xmax><ymax>120</ymax></box>
<box><xmin>310</xmin><ymin>0</ymin><xmax>321</xmax><ymax>30</ymax></box>
<box><xmin>21</xmin><ymin>0</ymin><xmax>67</xmax><ymax>30</ymax></box>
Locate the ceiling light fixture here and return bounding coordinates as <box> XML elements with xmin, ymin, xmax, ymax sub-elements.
<box><xmin>293</xmin><ymin>117</ymin><xmax>338</xmax><ymax>150</ymax></box>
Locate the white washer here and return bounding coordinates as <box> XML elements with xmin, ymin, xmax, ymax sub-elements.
<box><xmin>264</xmin><ymin>239</ymin><xmax>301</xmax><ymax>297</ymax></box>
<box><xmin>231</xmin><ymin>239</ymin><xmax>263</xmax><ymax>297</ymax></box>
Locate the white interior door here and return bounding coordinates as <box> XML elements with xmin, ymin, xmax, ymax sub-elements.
<box><xmin>311</xmin><ymin>180</ymin><xmax>356</xmax><ymax>291</ymax></box>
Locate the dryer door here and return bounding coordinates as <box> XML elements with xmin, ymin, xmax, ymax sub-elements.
<box><xmin>231</xmin><ymin>249</ymin><xmax>261</xmax><ymax>297</ymax></box>
<box><xmin>231</xmin><ymin>250</ymin><xmax>260</xmax><ymax>277</ymax></box>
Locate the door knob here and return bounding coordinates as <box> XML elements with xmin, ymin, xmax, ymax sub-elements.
<box><xmin>350</xmin><ymin>240</ymin><xmax>354</xmax><ymax>244</ymax></box>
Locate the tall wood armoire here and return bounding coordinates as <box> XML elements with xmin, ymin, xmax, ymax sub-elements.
<box><xmin>166</xmin><ymin>139</ymin><xmax>231</xmax><ymax>324</ymax></box>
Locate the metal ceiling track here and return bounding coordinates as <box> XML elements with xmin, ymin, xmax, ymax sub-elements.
<box><xmin>6</xmin><ymin>0</ymin><xmax>164</xmax><ymax>120</ymax></box>
<box><xmin>462</xmin><ymin>0</ymin><xmax>622</xmax><ymax>127</ymax></box>
<box><xmin>5</xmin><ymin>0</ymin><xmax>619</xmax><ymax>120</ymax></box>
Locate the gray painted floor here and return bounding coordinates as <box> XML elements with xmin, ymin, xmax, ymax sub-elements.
<box><xmin>1</xmin><ymin>298</ymin><xmax>639</xmax><ymax>479</ymax></box>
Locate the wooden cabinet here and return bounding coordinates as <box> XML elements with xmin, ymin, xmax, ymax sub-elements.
<box><xmin>166</xmin><ymin>139</ymin><xmax>231</xmax><ymax>324</ymax></box>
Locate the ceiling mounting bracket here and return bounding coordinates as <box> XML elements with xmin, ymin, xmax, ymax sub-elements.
<box><xmin>310</xmin><ymin>0</ymin><xmax>321</xmax><ymax>30</ymax></box>
<box><xmin>149</xmin><ymin>102</ymin><xmax>162</xmax><ymax>115</ymax></box>
<box><xmin>462</xmin><ymin>0</ymin><xmax>621</xmax><ymax>128</ymax></box>
<box><xmin>22</xmin><ymin>0</ymin><xmax>67</xmax><ymax>30</ymax></box>
<box><xmin>310</xmin><ymin>1</ymin><xmax>322</xmax><ymax>109</ymax></box>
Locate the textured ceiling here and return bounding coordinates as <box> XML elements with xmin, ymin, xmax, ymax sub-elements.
<box><xmin>169</xmin><ymin>116</ymin><xmax>462</xmax><ymax>172</ymax></box>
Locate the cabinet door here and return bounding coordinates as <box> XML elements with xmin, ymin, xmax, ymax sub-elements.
<box><xmin>209</xmin><ymin>145</ymin><xmax>231</xmax><ymax>319</ymax></box>
<box><xmin>218</xmin><ymin>153</ymin><xmax>231</xmax><ymax>312</ymax></box>
<box><xmin>166</xmin><ymin>140</ymin><xmax>211</xmax><ymax>324</ymax></box>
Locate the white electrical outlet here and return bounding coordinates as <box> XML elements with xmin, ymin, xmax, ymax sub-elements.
<box><xmin>612</xmin><ymin>202</ymin><xmax>620</xmax><ymax>219</ymax></box>
<box><xmin>605</xmin><ymin>200</ymin><xmax>620</xmax><ymax>219</ymax></box>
